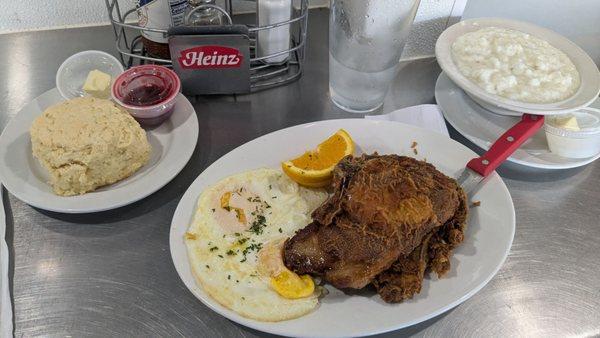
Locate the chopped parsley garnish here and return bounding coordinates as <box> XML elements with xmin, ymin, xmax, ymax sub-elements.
<box><xmin>240</xmin><ymin>243</ymin><xmax>263</xmax><ymax>263</ymax></box>
<box><xmin>218</xmin><ymin>254</ymin><xmax>223</xmax><ymax>258</ymax></box>
<box><xmin>226</xmin><ymin>249</ymin><xmax>236</xmax><ymax>256</ymax></box>
<box><xmin>205</xmin><ymin>265</ymin><xmax>210</xmax><ymax>269</ymax></box>
<box><xmin>223</xmin><ymin>205</ymin><xmax>231</xmax><ymax>212</ymax></box>
<box><xmin>227</xmin><ymin>275</ymin><xmax>231</xmax><ymax>280</ymax></box>
<box><xmin>247</xmin><ymin>196</ymin><xmax>262</xmax><ymax>203</ymax></box>
<box><xmin>248</xmin><ymin>215</ymin><xmax>267</xmax><ymax>235</ymax></box>
<box><xmin>211</xmin><ymin>208</ymin><xmax>215</xmax><ymax>212</ymax></box>
<box><xmin>234</xmin><ymin>232</ymin><xmax>241</xmax><ymax>237</ymax></box>
<box><xmin>209</xmin><ymin>246</ymin><xmax>218</xmax><ymax>252</ymax></box>
<box><xmin>272</xmin><ymin>196</ymin><xmax>277</xmax><ymax>199</ymax></box>
<box><xmin>268</xmin><ymin>184</ymin><xmax>272</xmax><ymax>190</ymax></box>
<box><xmin>237</xmin><ymin>238</ymin><xmax>248</xmax><ymax>245</ymax></box>
<box><xmin>278</xmin><ymin>228</ymin><xmax>282</xmax><ymax>233</ymax></box>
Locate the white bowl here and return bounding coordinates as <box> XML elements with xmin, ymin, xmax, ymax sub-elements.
<box><xmin>435</xmin><ymin>17</ymin><xmax>600</xmax><ymax>116</ymax></box>
<box><xmin>466</xmin><ymin>93</ymin><xmax>523</xmax><ymax>116</ymax></box>
<box><xmin>56</xmin><ymin>50</ymin><xmax>124</xmax><ymax>100</ymax></box>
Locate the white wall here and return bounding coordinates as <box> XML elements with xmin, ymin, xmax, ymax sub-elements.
<box><xmin>0</xmin><ymin>0</ymin><xmax>134</xmax><ymax>32</ymax></box>
<box><xmin>403</xmin><ymin>0</ymin><xmax>467</xmax><ymax>59</ymax></box>
<box><xmin>0</xmin><ymin>0</ymin><xmax>466</xmax><ymax>59</ymax></box>
<box><xmin>0</xmin><ymin>0</ymin><xmax>322</xmax><ymax>32</ymax></box>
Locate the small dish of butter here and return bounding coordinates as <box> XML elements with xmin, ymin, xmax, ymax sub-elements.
<box><xmin>56</xmin><ymin>50</ymin><xmax>124</xmax><ymax>100</ymax></box>
<box><xmin>82</xmin><ymin>69</ymin><xmax>112</xmax><ymax>99</ymax></box>
<box><xmin>544</xmin><ymin>109</ymin><xmax>600</xmax><ymax>158</ymax></box>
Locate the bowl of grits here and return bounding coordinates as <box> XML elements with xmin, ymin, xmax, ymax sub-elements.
<box><xmin>435</xmin><ymin>18</ymin><xmax>600</xmax><ymax>115</ymax></box>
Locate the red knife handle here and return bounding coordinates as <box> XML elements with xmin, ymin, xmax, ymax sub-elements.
<box><xmin>466</xmin><ymin>114</ymin><xmax>544</xmax><ymax>177</ymax></box>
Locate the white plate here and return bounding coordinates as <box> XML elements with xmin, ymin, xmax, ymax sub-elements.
<box><xmin>435</xmin><ymin>72</ymin><xmax>600</xmax><ymax>169</ymax></box>
<box><xmin>0</xmin><ymin>88</ymin><xmax>198</xmax><ymax>213</ymax></box>
<box><xmin>170</xmin><ymin>119</ymin><xmax>515</xmax><ymax>337</ymax></box>
<box><xmin>435</xmin><ymin>17</ymin><xmax>600</xmax><ymax>115</ymax></box>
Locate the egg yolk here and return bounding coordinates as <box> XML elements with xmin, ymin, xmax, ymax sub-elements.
<box><xmin>220</xmin><ymin>191</ymin><xmax>231</xmax><ymax>208</ymax></box>
<box><xmin>219</xmin><ymin>191</ymin><xmax>247</xmax><ymax>224</ymax></box>
<box><xmin>270</xmin><ymin>270</ymin><xmax>315</xmax><ymax>299</ymax></box>
<box><xmin>258</xmin><ymin>240</ymin><xmax>315</xmax><ymax>299</ymax></box>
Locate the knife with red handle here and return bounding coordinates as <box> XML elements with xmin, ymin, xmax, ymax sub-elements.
<box><xmin>457</xmin><ymin>114</ymin><xmax>544</xmax><ymax>194</ymax></box>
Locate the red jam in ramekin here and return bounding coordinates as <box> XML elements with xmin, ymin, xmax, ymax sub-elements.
<box><xmin>112</xmin><ymin>65</ymin><xmax>181</xmax><ymax>126</ymax></box>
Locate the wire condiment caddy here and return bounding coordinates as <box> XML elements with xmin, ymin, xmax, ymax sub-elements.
<box><xmin>104</xmin><ymin>0</ymin><xmax>309</xmax><ymax>92</ymax></box>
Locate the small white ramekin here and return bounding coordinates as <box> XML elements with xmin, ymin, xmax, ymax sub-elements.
<box><xmin>56</xmin><ymin>50</ymin><xmax>124</xmax><ymax>100</ymax></box>
<box><xmin>544</xmin><ymin>108</ymin><xmax>600</xmax><ymax>158</ymax></box>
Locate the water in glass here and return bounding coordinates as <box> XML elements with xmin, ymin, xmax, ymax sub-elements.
<box><xmin>329</xmin><ymin>0</ymin><xmax>420</xmax><ymax>113</ymax></box>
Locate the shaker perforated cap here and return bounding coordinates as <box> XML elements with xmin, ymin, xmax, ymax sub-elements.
<box><xmin>188</xmin><ymin>0</ymin><xmax>216</xmax><ymax>6</ymax></box>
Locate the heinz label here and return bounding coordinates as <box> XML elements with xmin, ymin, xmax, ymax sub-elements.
<box><xmin>178</xmin><ymin>46</ymin><xmax>243</xmax><ymax>69</ymax></box>
<box><xmin>169</xmin><ymin>34</ymin><xmax>251</xmax><ymax>94</ymax></box>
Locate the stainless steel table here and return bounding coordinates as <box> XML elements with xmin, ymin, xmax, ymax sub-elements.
<box><xmin>1</xmin><ymin>9</ymin><xmax>599</xmax><ymax>338</ymax></box>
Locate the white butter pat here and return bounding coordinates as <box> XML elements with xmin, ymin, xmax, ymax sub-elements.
<box><xmin>82</xmin><ymin>69</ymin><xmax>112</xmax><ymax>99</ymax></box>
<box><xmin>549</xmin><ymin>114</ymin><xmax>580</xmax><ymax>131</ymax></box>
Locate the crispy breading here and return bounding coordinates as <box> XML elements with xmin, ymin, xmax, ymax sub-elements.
<box><xmin>284</xmin><ymin>154</ymin><xmax>467</xmax><ymax>292</ymax></box>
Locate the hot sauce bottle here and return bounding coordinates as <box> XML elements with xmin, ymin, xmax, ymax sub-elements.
<box><xmin>137</xmin><ymin>0</ymin><xmax>188</xmax><ymax>60</ymax></box>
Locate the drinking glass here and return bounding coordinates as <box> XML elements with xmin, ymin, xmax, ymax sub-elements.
<box><xmin>329</xmin><ymin>0</ymin><xmax>421</xmax><ymax>113</ymax></box>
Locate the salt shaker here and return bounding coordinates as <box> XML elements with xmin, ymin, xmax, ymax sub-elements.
<box><xmin>257</xmin><ymin>0</ymin><xmax>292</xmax><ymax>64</ymax></box>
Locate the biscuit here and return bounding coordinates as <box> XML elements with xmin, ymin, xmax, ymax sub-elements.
<box><xmin>30</xmin><ymin>97</ymin><xmax>151</xmax><ymax>196</ymax></box>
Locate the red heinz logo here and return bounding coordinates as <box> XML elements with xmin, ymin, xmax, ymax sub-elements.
<box><xmin>178</xmin><ymin>45</ymin><xmax>243</xmax><ymax>69</ymax></box>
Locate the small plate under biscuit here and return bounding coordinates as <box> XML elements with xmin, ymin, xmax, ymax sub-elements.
<box><xmin>0</xmin><ymin>88</ymin><xmax>198</xmax><ymax>213</ymax></box>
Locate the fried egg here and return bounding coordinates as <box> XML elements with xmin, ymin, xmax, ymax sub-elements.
<box><xmin>184</xmin><ymin>168</ymin><xmax>328</xmax><ymax>321</ymax></box>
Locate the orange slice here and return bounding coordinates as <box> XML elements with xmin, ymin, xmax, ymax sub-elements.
<box><xmin>282</xmin><ymin>129</ymin><xmax>354</xmax><ymax>187</ymax></box>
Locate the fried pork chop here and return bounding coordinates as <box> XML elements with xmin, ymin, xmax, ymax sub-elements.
<box><xmin>373</xmin><ymin>192</ymin><xmax>467</xmax><ymax>302</ymax></box>
<box><xmin>283</xmin><ymin>154</ymin><xmax>467</xmax><ymax>291</ymax></box>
